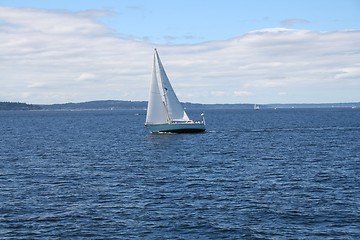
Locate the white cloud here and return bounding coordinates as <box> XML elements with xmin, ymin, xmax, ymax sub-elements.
<box><xmin>210</xmin><ymin>91</ymin><xmax>226</xmax><ymax>97</ymax></box>
<box><xmin>27</xmin><ymin>82</ymin><xmax>48</xmax><ymax>88</ymax></box>
<box><xmin>1</xmin><ymin>7</ymin><xmax>360</xmax><ymax>104</ymax></box>
<box><xmin>335</xmin><ymin>65</ymin><xmax>360</xmax><ymax>79</ymax></box>
<box><xmin>234</xmin><ymin>91</ymin><xmax>254</xmax><ymax>97</ymax></box>
<box><xmin>77</xmin><ymin>72</ymin><xmax>97</xmax><ymax>81</ymax></box>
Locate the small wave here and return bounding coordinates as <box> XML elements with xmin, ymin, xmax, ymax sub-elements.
<box><xmin>207</xmin><ymin>126</ymin><xmax>360</xmax><ymax>134</ymax></box>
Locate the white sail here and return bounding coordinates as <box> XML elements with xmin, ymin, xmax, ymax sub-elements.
<box><xmin>154</xmin><ymin>49</ymin><xmax>190</xmax><ymax>122</ymax></box>
<box><xmin>145</xmin><ymin>53</ymin><xmax>169</xmax><ymax>124</ymax></box>
<box><xmin>145</xmin><ymin>49</ymin><xmax>205</xmax><ymax>133</ymax></box>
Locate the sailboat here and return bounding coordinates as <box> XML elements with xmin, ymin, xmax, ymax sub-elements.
<box><xmin>145</xmin><ymin>49</ymin><xmax>206</xmax><ymax>133</ymax></box>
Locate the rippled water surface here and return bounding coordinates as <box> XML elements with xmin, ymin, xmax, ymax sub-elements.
<box><xmin>1</xmin><ymin>108</ymin><xmax>359</xmax><ymax>239</ymax></box>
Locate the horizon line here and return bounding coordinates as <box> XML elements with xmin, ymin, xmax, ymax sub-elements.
<box><xmin>2</xmin><ymin>99</ymin><xmax>360</xmax><ymax>106</ymax></box>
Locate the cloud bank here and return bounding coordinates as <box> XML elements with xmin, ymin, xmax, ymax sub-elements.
<box><xmin>1</xmin><ymin>7</ymin><xmax>359</xmax><ymax>104</ymax></box>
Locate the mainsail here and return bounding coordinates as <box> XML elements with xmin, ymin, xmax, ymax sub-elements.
<box><xmin>145</xmin><ymin>49</ymin><xmax>190</xmax><ymax>125</ymax></box>
<box><xmin>145</xmin><ymin>53</ymin><xmax>168</xmax><ymax>124</ymax></box>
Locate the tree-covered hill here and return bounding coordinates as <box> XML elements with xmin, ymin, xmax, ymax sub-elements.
<box><xmin>0</xmin><ymin>102</ymin><xmax>42</xmax><ymax>110</ymax></box>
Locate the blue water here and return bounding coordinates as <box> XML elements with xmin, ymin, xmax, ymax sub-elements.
<box><xmin>1</xmin><ymin>108</ymin><xmax>359</xmax><ymax>239</ymax></box>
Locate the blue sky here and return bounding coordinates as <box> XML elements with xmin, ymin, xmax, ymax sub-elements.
<box><xmin>1</xmin><ymin>0</ymin><xmax>360</xmax><ymax>104</ymax></box>
<box><xmin>3</xmin><ymin>0</ymin><xmax>359</xmax><ymax>43</ymax></box>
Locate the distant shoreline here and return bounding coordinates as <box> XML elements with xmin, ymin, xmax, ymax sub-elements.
<box><xmin>1</xmin><ymin>100</ymin><xmax>359</xmax><ymax>111</ymax></box>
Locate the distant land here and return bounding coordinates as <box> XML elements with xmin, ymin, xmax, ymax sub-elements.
<box><xmin>0</xmin><ymin>102</ymin><xmax>42</xmax><ymax>111</ymax></box>
<box><xmin>0</xmin><ymin>100</ymin><xmax>359</xmax><ymax>111</ymax></box>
